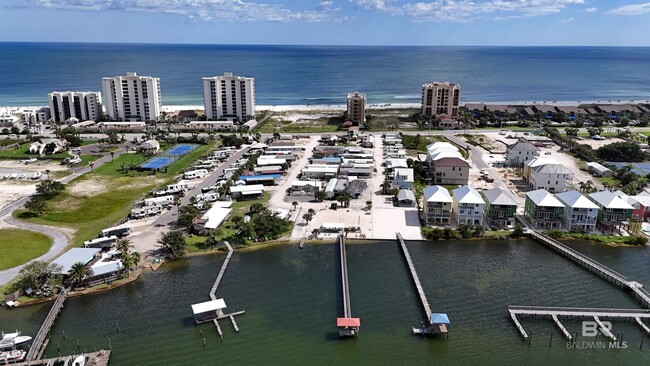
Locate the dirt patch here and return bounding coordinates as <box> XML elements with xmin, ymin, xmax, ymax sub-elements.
<box><xmin>121</xmin><ymin>177</ymin><xmax>166</xmax><ymax>190</ymax></box>
<box><xmin>68</xmin><ymin>176</ymin><xmax>109</xmax><ymax>196</ymax></box>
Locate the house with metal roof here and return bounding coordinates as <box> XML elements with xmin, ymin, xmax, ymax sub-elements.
<box><xmin>522</xmin><ymin>157</ymin><xmax>559</xmax><ymax>182</ymax></box>
<box><xmin>505</xmin><ymin>141</ymin><xmax>539</xmax><ymax>166</ymax></box>
<box><xmin>588</xmin><ymin>191</ymin><xmax>634</xmax><ymax>233</ymax></box>
<box><xmin>585</xmin><ymin>162</ymin><xmax>613</xmax><ymax>178</ymax></box>
<box><xmin>392</xmin><ymin>168</ymin><xmax>414</xmax><ymax>190</ymax></box>
<box><xmin>528</xmin><ymin>163</ymin><xmax>574</xmax><ymax>193</ymax></box>
<box><xmin>524</xmin><ymin>189</ymin><xmax>565</xmax><ymax>229</ymax></box>
<box><xmin>396</xmin><ymin>189</ymin><xmax>416</xmax><ymax>207</ymax></box>
<box><xmin>193</xmin><ymin>206</ymin><xmax>232</xmax><ymax>233</ymax></box>
<box><xmin>481</xmin><ymin>187</ymin><xmax>518</xmax><ymax>228</ymax></box>
<box><xmin>229</xmin><ymin>184</ymin><xmax>264</xmax><ymax>200</ymax></box>
<box><xmin>452</xmin><ymin>185</ymin><xmax>485</xmax><ymax>226</ymax></box>
<box><xmin>616</xmin><ymin>192</ymin><xmax>650</xmax><ymax>221</ymax></box>
<box><xmin>51</xmin><ymin>248</ymin><xmax>101</xmax><ymax>275</ymax></box>
<box><xmin>555</xmin><ymin>190</ymin><xmax>599</xmax><ymax>232</ymax></box>
<box><xmin>423</xmin><ymin>186</ymin><xmax>453</xmax><ymax>225</ymax></box>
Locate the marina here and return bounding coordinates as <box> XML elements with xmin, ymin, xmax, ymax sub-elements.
<box><xmin>25</xmin><ymin>289</ymin><xmax>68</xmax><ymax>361</ymax></box>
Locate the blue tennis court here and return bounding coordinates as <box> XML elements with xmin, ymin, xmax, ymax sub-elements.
<box><xmin>141</xmin><ymin>157</ymin><xmax>174</xmax><ymax>170</ymax></box>
<box><xmin>167</xmin><ymin>144</ymin><xmax>196</xmax><ymax>155</ymax></box>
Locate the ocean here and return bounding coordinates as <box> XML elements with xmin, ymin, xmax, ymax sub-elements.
<box><xmin>1</xmin><ymin>43</ymin><xmax>650</xmax><ymax>107</ymax></box>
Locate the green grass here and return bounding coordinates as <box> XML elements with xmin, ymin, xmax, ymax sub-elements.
<box><xmin>0</xmin><ymin>144</ymin><xmax>30</xmax><ymax>157</ymax></box>
<box><xmin>0</xmin><ymin>229</ymin><xmax>52</xmax><ymax>270</ymax></box>
<box><xmin>597</xmin><ymin>176</ymin><xmax>621</xmax><ymax>189</ymax></box>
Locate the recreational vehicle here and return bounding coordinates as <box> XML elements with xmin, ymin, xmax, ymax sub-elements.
<box><xmin>143</xmin><ymin>195</ymin><xmax>175</xmax><ymax>207</ymax></box>
<box><xmin>184</xmin><ymin>169</ymin><xmax>209</xmax><ymax>180</ymax></box>
<box><xmin>130</xmin><ymin>205</ymin><xmax>164</xmax><ymax>219</ymax></box>
<box><xmin>101</xmin><ymin>224</ymin><xmax>133</xmax><ymax>238</ymax></box>
<box><xmin>194</xmin><ymin>192</ymin><xmax>219</xmax><ymax>203</ymax></box>
<box><xmin>83</xmin><ymin>235</ymin><xmax>119</xmax><ymax>249</ymax></box>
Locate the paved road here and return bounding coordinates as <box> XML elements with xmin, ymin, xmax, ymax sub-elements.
<box><xmin>0</xmin><ymin>144</ymin><xmax>132</xmax><ymax>285</ymax></box>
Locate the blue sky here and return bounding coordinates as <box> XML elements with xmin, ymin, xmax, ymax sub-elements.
<box><xmin>1</xmin><ymin>1</ymin><xmax>650</xmax><ymax>45</ymax></box>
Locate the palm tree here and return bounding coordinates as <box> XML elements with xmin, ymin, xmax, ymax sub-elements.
<box><xmin>380</xmin><ymin>178</ymin><xmax>390</xmax><ymax>195</ymax></box>
<box><xmin>341</xmin><ymin>193</ymin><xmax>351</xmax><ymax>208</ymax></box>
<box><xmin>291</xmin><ymin>201</ymin><xmax>298</xmax><ymax>211</ymax></box>
<box><xmin>314</xmin><ymin>190</ymin><xmax>326</xmax><ymax>202</ymax></box>
<box><xmin>578</xmin><ymin>181</ymin><xmax>586</xmax><ymax>193</ymax></box>
<box><xmin>45</xmin><ymin>169</ymin><xmax>50</xmax><ymax>180</ymax></box>
<box><xmin>68</xmin><ymin>262</ymin><xmax>93</xmax><ymax>288</ymax></box>
<box><xmin>307</xmin><ymin>208</ymin><xmax>316</xmax><ymax>216</ymax></box>
<box><xmin>302</xmin><ymin>212</ymin><xmax>314</xmax><ymax>225</ymax></box>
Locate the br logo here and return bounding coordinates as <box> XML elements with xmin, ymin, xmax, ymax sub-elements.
<box><xmin>582</xmin><ymin>320</ymin><xmax>612</xmax><ymax>337</ymax></box>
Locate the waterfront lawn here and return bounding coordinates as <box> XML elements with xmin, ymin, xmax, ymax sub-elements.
<box><xmin>0</xmin><ymin>229</ymin><xmax>52</xmax><ymax>270</ymax></box>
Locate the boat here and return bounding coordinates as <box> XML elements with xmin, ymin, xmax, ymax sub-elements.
<box><xmin>0</xmin><ymin>331</ymin><xmax>32</xmax><ymax>350</ymax></box>
<box><xmin>72</xmin><ymin>354</ymin><xmax>86</xmax><ymax>366</ymax></box>
<box><xmin>0</xmin><ymin>349</ymin><xmax>27</xmax><ymax>363</ymax></box>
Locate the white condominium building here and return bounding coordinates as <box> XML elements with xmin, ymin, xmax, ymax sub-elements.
<box><xmin>347</xmin><ymin>92</ymin><xmax>366</xmax><ymax>125</ymax></box>
<box><xmin>421</xmin><ymin>81</ymin><xmax>460</xmax><ymax>119</ymax></box>
<box><xmin>48</xmin><ymin>91</ymin><xmax>101</xmax><ymax>123</ymax></box>
<box><xmin>203</xmin><ymin>72</ymin><xmax>255</xmax><ymax>122</ymax></box>
<box><xmin>101</xmin><ymin>72</ymin><xmax>161</xmax><ymax>122</ymax></box>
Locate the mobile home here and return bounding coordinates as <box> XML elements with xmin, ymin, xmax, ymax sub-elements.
<box><xmin>101</xmin><ymin>224</ymin><xmax>133</xmax><ymax>238</ymax></box>
<box><xmin>184</xmin><ymin>169</ymin><xmax>209</xmax><ymax>180</ymax></box>
<box><xmin>130</xmin><ymin>205</ymin><xmax>164</xmax><ymax>219</ymax></box>
<box><xmin>83</xmin><ymin>235</ymin><xmax>119</xmax><ymax>249</ymax></box>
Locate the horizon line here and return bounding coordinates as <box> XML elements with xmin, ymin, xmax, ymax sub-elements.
<box><xmin>1</xmin><ymin>40</ymin><xmax>650</xmax><ymax>48</ymax></box>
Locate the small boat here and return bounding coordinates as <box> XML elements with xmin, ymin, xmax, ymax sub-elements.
<box><xmin>72</xmin><ymin>354</ymin><xmax>85</xmax><ymax>366</ymax></box>
<box><xmin>8</xmin><ymin>173</ymin><xmax>17</xmax><ymax>179</ymax></box>
<box><xmin>0</xmin><ymin>331</ymin><xmax>32</xmax><ymax>350</ymax></box>
<box><xmin>2</xmin><ymin>174</ymin><xmax>9</xmax><ymax>179</ymax></box>
<box><xmin>0</xmin><ymin>349</ymin><xmax>27</xmax><ymax>363</ymax></box>
<box><xmin>31</xmin><ymin>171</ymin><xmax>42</xmax><ymax>180</ymax></box>
<box><xmin>17</xmin><ymin>174</ymin><xmax>27</xmax><ymax>179</ymax></box>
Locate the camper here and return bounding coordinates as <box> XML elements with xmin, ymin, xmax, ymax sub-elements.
<box><xmin>184</xmin><ymin>169</ymin><xmax>209</xmax><ymax>180</ymax></box>
<box><xmin>143</xmin><ymin>195</ymin><xmax>175</xmax><ymax>208</ymax></box>
<box><xmin>101</xmin><ymin>224</ymin><xmax>133</xmax><ymax>238</ymax></box>
<box><xmin>84</xmin><ymin>235</ymin><xmax>119</xmax><ymax>249</ymax></box>
<box><xmin>194</xmin><ymin>192</ymin><xmax>219</xmax><ymax>203</ymax></box>
<box><xmin>156</xmin><ymin>181</ymin><xmax>195</xmax><ymax>196</ymax></box>
<box><xmin>130</xmin><ymin>205</ymin><xmax>164</xmax><ymax>219</ymax></box>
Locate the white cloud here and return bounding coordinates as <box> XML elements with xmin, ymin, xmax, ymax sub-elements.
<box><xmin>560</xmin><ymin>17</ymin><xmax>575</xmax><ymax>23</ymax></box>
<box><xmin>586</xmin><ymin>7</ymin><xmax>598</xmax><ymax>13</ymax></box>
<box><xmin>607</xmin><ymin>2</ymin><xmax>650</xmax><ymax>15</ymax></box>
<box><xmin>27</xmin><ymin>0</ymin><xmax>338</xmax><ymax>22</ymax></box>
<box><xmin>350</xmin><ymin>0</ymin><xmax>585</xmax><ymax>22</ymax></box>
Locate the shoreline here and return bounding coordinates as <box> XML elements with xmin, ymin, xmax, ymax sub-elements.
<box><xmin>4</xmin><ymin>98</ymin><xmax>650</xmax><ymax>116</ymax></box>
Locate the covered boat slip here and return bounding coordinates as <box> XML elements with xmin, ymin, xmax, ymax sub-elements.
<box><xmin>192</xmin><ymin>299</ymin><xmax>227</xmax><ymax>323</ymax></box>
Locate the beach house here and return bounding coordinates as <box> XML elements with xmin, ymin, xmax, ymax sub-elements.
<box><xmin>423</xmin><ymin>186</ymin><xmax>453</xmax><ymax>225</ymax></box>
<box><xmin>522</xmin><ymin>156</ymin><xmax>557</xmax><ymax>182</ymax></box>
<box><xmin>588</xmin><ymin>191</ymin><xmax>634</xmax><ymax>233</ymax></box>
<box><xmin>481</xmin><ymin>187</ymin><xmax>518</xmax><ymax>228</ymax></box>
<box><xmin>528</xmin><ymin>163</ymin><xmax>574</xmax><ymax>193</ymax></box>
<box><xmin>524</xmin><ymin>189</ymin><xmax>565</xmax><ymax>229</ymax></box>
<box><xmin>555</xmin><ymin>190</ymin><xmax>599</xmax><ymax>232</ymax></box>
<box><xmin>505</xmin><ymin>141</ymin><xmax>539</xmax><ymax>166</ymax></box>
<box><xmin>452</xmin><ymin>185</ymin><xmax>484</xmax><ymax>226</ymax></box>
<box><xmin>392</xmin><ymin>168</ymin><xmax>414</xmax><ymax>190</ymax></box>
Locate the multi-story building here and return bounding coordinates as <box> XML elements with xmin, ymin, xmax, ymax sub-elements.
<box><xmin>101</xmin><ymin>72</ymin><xmax>161</xmax><ymax>122</ymax></box>
<box><xmin>524</xmin><ymin>189</ymin><xmax>565</xmax><ymax>229</ymax></box>
<box><xmin>555</xmin><ymin>190</ymin><xmax>599</xmax><ymax>232</ymax></box>
<box><xmin>588</xmin><ymin>191</ymin><xmax>634</xmax><ymax>233</ymax></box>
<box><xmin>203</xmin><ymin>72</ymin><xmax>255</xmax><ymax>122</ymax></box>
<box><xmin>392</xmin><ymin>168</ymin><xmax>414</xmax><ymax>190</ymax></box>
<box><xmin>22</xmin><ymin>107</ymin><xmax>51</xmax><ymax>125</ymax></box>
<box><xmin>432</xmin><ymin>157</ymin><xmax>470</xmax><ymax>185</ymax></box>
<box><xmin>452</xmin><ymin>185</ymin><xmax>484</xmax><ymax>226</ymax></box>
<box><xmin>48</xmin><ymin>91</ymin><xmax>101</xmax><ymax>123</ymax></box>
<box><xmin>421</xmin><ymin>82</ymin><xmax>460</xmax><ymax>119</ymax></box>
<box><xmin>482</xmin><ymin>187</ymin><xmax>518</xmax><ymax>228</ymax></box>
<box><xmin>346</xmin><ymin>92</ymin><xmax>366</xmax><ymax>125</ymax></box>
<box><xmin>528</xmin><ymin>163</ymin><xmax>574</xmax><ymax>193</ymax></box>
<box><xmin>505</xmin><ymin>141</ymin><xmax>540</xmax><ymax>166</ymax></box>
<box><xmin>423</xmin><ymin>185</ymin><xmax>452</xmax><ymax>225</ymax></box>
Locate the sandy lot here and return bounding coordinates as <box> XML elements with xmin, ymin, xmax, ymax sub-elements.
<box><xmin>0</xmin><ymin>159</ymin><xmax>69</xmax><ymax>172</ymax></box>
<box><xmin>0</xmin><ymin>183</ymin><xmax>36</xmax><ymax>211</ymax></box>
<box><xmin>68</xmin><ymin>176</ymin><xmax>109</xmax><ymax>196</ymax></box>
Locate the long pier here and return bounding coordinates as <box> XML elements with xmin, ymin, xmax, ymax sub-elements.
<box><xmin>515</xmin><ymin>215</ymin><xmax>650</xmax><ymax>308</ymax></box>
<box><xmin>508</xmin><ymin>305</ymin><xmax>650</xmax><ymax>340</ymax></box>
<box><xmin>210</xmin><ymin>241</ymin><xmax>234</xmax><ymax>300</ymax></box>
<box><xmin>396</xmin><ymin>233</ymin><xmax>432</xmax><ymax>321</ymax></box>
<box><xmin>16</xmin><ymin>350</ymin><xmax>111</xmax><ymax>366</ymax></box>
<box><xmin>25</xmin><ymin>289</ymin><xmax>68</xmax><ymax>361</ymax></box>
<box><xmin>339</xmin><ymin>234</ymin><xmax>352</xmax><ymax>319</ymax></box>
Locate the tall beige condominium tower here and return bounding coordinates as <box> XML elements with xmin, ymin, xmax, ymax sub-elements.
<box><xmin>421</xmin><ymin>82</ymin><xmax>460</xmax><ymax>119</ymax></box>
<box><xmin>203</xmin><ymin>72</ymin><xmax>255</xmax><ymax>122</ymax></box>
<box><xmin>101</xmin><ymin>72</ymin><xmax>161</xmax><ymax>122</ymax></box>
<box><xmin>347</xmin><ymin>92</ymin><xmax>366</xmax><ymax>125</ymax></box>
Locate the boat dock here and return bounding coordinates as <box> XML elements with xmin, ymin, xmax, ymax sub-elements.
<box><xmin>25</xmin><ymin>289</ymin><xmax>68</xmax><ymax>362</ymax></box>
<box><xmin>396</xmin><ymin>233</ymin><xmax>449</xmax><ymax>336</ymax></box>
<box><xmin>191</xmin><ymin>241</ymin><xmax>245</xmax><ymax>339</ymax></box>
<box><xmin>299</xmin><ymin>237</ymin><xmax>305</xmax><ymax>249</ymax></box>
<box><xmin>15</xmin><ymin>350</ymin><xmax>111</xmax><ymax>366</ymax></box>
<box><xmin>336</xmin><ymin>234</ymin><xmax>360</xmax><ymax>337</ymax></box>
<box><xmin>515</xmin><ymin>215</ymin><xmax>650</xmax><ymax>308</ymax></box>
<box><xmin>508</xmin><ymin>305</ymin><xmax>650</xmax><ymax>340</ymax></box>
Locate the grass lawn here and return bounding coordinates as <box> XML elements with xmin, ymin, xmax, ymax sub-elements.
<box><xmin>0</xmin><ymin>144</ymin><xmax>30</xmax><ymax>158</ymax></box>
<box><xmin>16</xmin><ymin>143</ymin><xmax>215</xmax><ymax>248</ymax></box>
<box><xmin>0</xmin><ymin>229</ymin><xmax>52</xmax><ymax>270</ymax></box>
<box><xmin>597</xmin><ymin>176</ymin><xmax>620</xmax><ymax>189</ymax></box>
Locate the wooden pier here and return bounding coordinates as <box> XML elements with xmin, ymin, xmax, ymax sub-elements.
<box><xmin>210</xmin><ymin>241</ymin><xmax>234</xmax><ymax>301</ymax></box>
<box><xmin>396</xmin><ymin>233</ymin><xmax>432</xmax><ymax>320</ymax></box>
<box><xmin>515</xmin><ymin>215</ymin><xmax>650</xmax><ymax>308</ymax></box>
<box><xmin>299</xmin><ymin>237</ymin><xmax>305</xmax><ymax>249</ymax></box>
<box><xmin>25</xmin><ymin>289</ymin><xmax>68</xmax><ymax>362</ymax></box>
<box><xmin>336</xmin><ymin>234</ymin><xmax>360</xmax><ymax>337</ymax></box>
<box><xmin>508</xmin><ymin>305</ymin><xmax>650</xmax><ymax>340</ymax></box>
<box><xmin>15</xmin><ymin>350</ymin><xmax>111</xmax><ymax>366</ymax></box>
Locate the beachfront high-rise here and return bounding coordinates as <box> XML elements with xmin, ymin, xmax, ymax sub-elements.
<box><xmin>346</xmin><ymin>92</ymin><xmax>366</xmax><ymax>125</ymax></box>
<box><xmin>203</xmin><ymin>72</ymin><xmax>255</xmax><ymax>123</ymax></box>
<box><xmin>48</xmin><ymin>91</ymin><xmax>101</xmax><ymax>123</ymax></box>
<box><xmin>101</xmin><ymin>72</ymin><xmax>161</xmax><ymax>122</ymax></box>
<box><xmin>421</xmin><ymin>82</ymin><xmax>460</xmax><ymax>119</ymax></box>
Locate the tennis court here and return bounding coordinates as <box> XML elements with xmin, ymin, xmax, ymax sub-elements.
<box><xmin>140</xmin><ymin>144</ymin><xmax>199</xmax><ymax>170</ymax></box>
